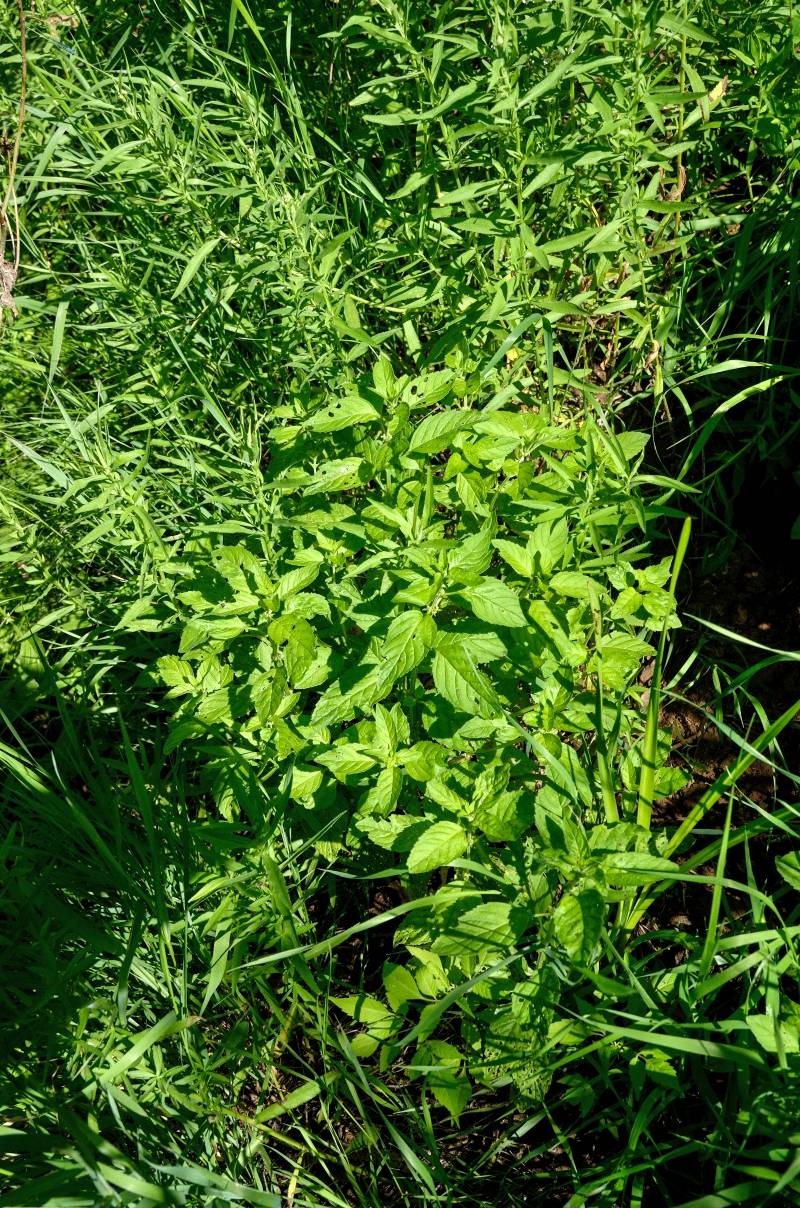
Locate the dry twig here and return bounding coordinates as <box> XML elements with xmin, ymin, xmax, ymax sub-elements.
<box><xmin>1</xmin><ymin>0</ymin><xmax>27</xmax><ymax>316</ymax></box>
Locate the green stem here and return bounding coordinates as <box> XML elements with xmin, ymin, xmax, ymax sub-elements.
<box><xmin>636</xmin><ymin>516</ymin><xmax>691</xmax><ymax>830</ymax></box>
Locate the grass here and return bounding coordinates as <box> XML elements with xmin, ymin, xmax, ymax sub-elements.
<box><xmin>1</xmin><ymin>1</ymin><xmax>799</xmax><ymax>1205</ymax></box>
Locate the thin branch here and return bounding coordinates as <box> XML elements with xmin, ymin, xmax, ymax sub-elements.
<box><xmin>1</xmin><ymin>0</ymin><xmax>27</xmax><ymax>314</ymax></box>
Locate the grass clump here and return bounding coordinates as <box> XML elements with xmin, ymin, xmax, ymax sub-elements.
<box><xmin>1</xmin><ymin>2</ymin><xmax>799</xmax><ymax>1205</ymax></box>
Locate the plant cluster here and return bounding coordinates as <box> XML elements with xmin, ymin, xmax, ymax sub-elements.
<box><xmin>1</xmin><ymin>1</ymin><xmax>799</xmax><ymax>1205</ymax></box>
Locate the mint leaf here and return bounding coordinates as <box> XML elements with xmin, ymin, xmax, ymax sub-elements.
<box><xmin>461</xmin><ymin>578</ymin><xmax>526</xmax><ymax>627</ymax></box>
<box><xmin>408</xmin><ymin>409</ymin><xmax>471</xmax><ymax>455</ymax></box>
<box><xmin>407</xmin><ymin>821</ymin><xmax>468</xmax><ymax>874</ymax></box>
<box><xmin>432</xmin><ymin>634</ymin><xmax>502</xmax><ymax>717</ymax></box>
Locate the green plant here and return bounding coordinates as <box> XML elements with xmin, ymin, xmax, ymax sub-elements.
<box><xmin>2</xmin><ymin>0</ymin><xmax>800</xmax><ymax>1204</ymax></box>
<box><xmin>146</xmin><ymin>356</ymin><xmax>696</xmax><ymax>1111</ymax></box>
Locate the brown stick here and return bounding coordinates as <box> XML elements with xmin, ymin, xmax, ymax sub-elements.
<box><xmin>1</xmin><ymin>0</ymin><xmax>27</xmax><ymax>284</ymax></box>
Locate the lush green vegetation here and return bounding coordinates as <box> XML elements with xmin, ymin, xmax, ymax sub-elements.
<box><xmin>1</xmin><ymin>1</ymin><xmax>799</xmax><ymax>1204</ymax></box>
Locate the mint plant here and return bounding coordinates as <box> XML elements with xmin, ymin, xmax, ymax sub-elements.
<box><xmin>5</xmin><ymin>0</ymin><xmax>799</xmax><ymax>1200</ymax></box>
<box><xmin>155</xmin><ymin>359</ymin><xmax>687</xmax><ymax>1111</ymax></box>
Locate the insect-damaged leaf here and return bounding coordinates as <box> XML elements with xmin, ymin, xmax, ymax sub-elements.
<box><xmin>305</xmin><ymin>396</ymin><xmax>380</xmax><ymax>432</ymax></box>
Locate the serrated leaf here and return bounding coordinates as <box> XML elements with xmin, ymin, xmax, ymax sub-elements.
<box><xmin>157</xmin><ymin>655</ymin><xmax>196</xmax><ymax>696</ymax></box>
<box><xmin>277</xmin><ymin>564</ymin><xmax>319</xmax><ymax>600</ymax></box>
<box><xmin>362</xmin><ymin>765</ymin><xmax>403</xmax><ymax>815</ymax></box>
<box><xmin>285</xmin><ymin>619</ymin><xmax>316</xmax><ymax>685</ymax></box>
<box><xmin>450</xmin><ymin>518</ymin><xmax>495</xmax><ymax>577</ymax></box>
<box><xmin>305</xmin><ymin>396</ymin><xmax>380</xmax><ymax>432</ymax></box>
<box><xmin>355</xmin><ymin>814</ymin><xmax>428</xmax><ymax>852</ymax></box>
<box><xmin>776</xmin><ymin>852</ymin><xmax>800</xmax><ymax>892</ymax></box>
<box><xmin>746</xmin><ymin>1013</ymin><xmax>800</xmax><ymax>1054</ymax></box>
<box><xmin>331</xmin><ymin>995</ymin><xmax>393</xmax><ymax>1025</ymax></box>
<box><xmin>312</xmin><ymin>612</ymin><xmax>432</xmax><ymax>727</ymax></box>
<box><xmin>593</xmin><ymin>634</ymin><xmax>655</xmax><ymax>691</ymax></box>
<box><xmin>432</xmin><ymin>901</ymin><xmax>517</xmax><ymax>954</ymax></box>
<box><xmin>399</xmin><ymin>741</ymin><xmax>446</xmax><ymax>781</ymax></box>
<box><xmin>304</xmin><ymin>458</ymin><xmax>366</xmax><ymax>495</ymax></box>
<box><xmin>530</xmin><ymin>519</ymin><xmax>569</xmax><ymax>573</ymax></box>
<box><xmin>314</xmin><ymin>744</ymin><xmax>376</xmax><ymax>780</ymax></box>
<box><xmin>474</xmin><ymin>790</ymin><xmax>532</xmax><ymax>842</ymax></box>
<box><xmin>428</xmin><ymin>1068</ymin><xmax>471</xmax><ymax>1121</ymax></box>
<box><xmin>383</xmin><ymin>963</ymin><xmax>422</xmax><ymax>1010</ymax></box>
<box><xmin>550</xmin><ymin>571</ymin><xmax>604</xmax><ymax>600</ymax></box>
<box><xmin>461</xmin><ymin>578</ymin><xmax>526</xmax><ymax>627</ymax></box>
<box><xmin>452</xmin><ymin>628</ymin><xmax>507</xmax><ymax>663</ymax></box>
<box><xmin>293</xmin><ymin>643</ymin><xmax>332</xmax><ymax>690</ymax></box>
<box><xmin>290</xmin><ymin>765</ymin><xmax>323</xmax><ymax>801</ymax></box>
<box><xmin>432</xmin><ymin>635</ymin><xmax>501</xmax><ymax>718</ymax></box>
<box><xmin>553</xmin><ymin>888</ymin><xmax>604</xmax><ymax>963</ymax></box>
<box><xmin>407</xmin><ymin>821</ymin><xmax>468</xmax><ymax>875</ymax></box>
<box><xmin>610</xmin><ymin>586</ymin><xmax>643</xmax><ymax>619</ymax></box>
<box><xmin>408</xmin><ymin>409</ymin><xmax>472</xmax><ymax>455</ymax></box>
<box><xmin>311</xmin><ymin>665</ymin><xmax>383</xmax><ymax>726</ymax></box>
<box><xmin>493</xmin><ymin>538</ymin><xmax>533</xmax><ymax>578</ymax></box>
<box><xmin>602</xmin><ymin>852</ymin><xmax>679</xmax><ymax>886</ymax></box>
<box><xmin>381</xmin><ymin>610</ymin><xmax>433</xmax><ymax>675</ymax></box>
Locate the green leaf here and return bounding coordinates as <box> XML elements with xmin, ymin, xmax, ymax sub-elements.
<box><xmin>172</xmin><ymin>235</ymin><xmax>222</xmax><ymax>299</ymax></box>
<box><xmin>355</xmin><ymin>814</ymin><xmax>428</xmax><ymax>852</ymax></box>
<box><xmin>314</xmin><ymin>744</ymin><xmax>376</xmax><ymax>780</ymax></box>
<box><xmin>408</xmin><ymin>410</ymin><xmax>471</xmax><ymax>455</ymax></box>
<box><xmin>399</xmin><ymin>741</ymin><xmax>446</xmax><ymax>781</ymax></box>
<box><xmin>776</xmin><ymin>852</ymin><xmax>800</xmax><ymax>892</ymax></box>
<box><xmin>383</xmin><ymin>963</ymin><xmax>423</xmax><ymax>1010</ymax></box>
<box><xmin>593</xmin><ymin>634</ymin><xmax>654</xmax><ymax>691</ymax></box>
<box><xmin>201</xmin><ymin>930</ymin><xmax>231</xmax><ymax>1014</ymax></box>
<box><xmin>157</xmin><ymin>655</ymin><xmax>196</xmax><ymax>696</ymax></box>
<box><xmin>610</xmin><ymin>586</ymin><xmax>644</xmax><ymax>619</ymax></box>
<box><xmin>461</xmin><ymin>578</ymin><xmax>527</xmax><ymax>628</ymax></box>
<box><xmin>746</xmin><ymin>1014</ymin><xmax>800</xmax><ymax>1054</ymax></box>
<box><xmin>449</xmin><ymin>519</ymin><xmax>495</xmax><ymax>577</ymax></box>
<box><xmin>550</xmin><ymin>571</ymin><xmax>604</xmax><ymax>600</ymax></box>
<box><xmin>432</xmin><ymin>635</ymin><xmax>501</xmax><ymax>717</ymax></box>
<box><xmin>530</xmin><ymin>519</ymin><xmax>569</xmax><ymax>573</ymax></box>
<box><xmin>362</xmin><ymin>765</ymin><xmax>403</xmax><ymax>815</ymax></box>
<box><xmin>407</xmin><ymin>821</ymin><xmax>468</xmax><ymax>875</ymax></box>
<box><xmin>378</xmin><ymin>610</ymin><xmax>435</xmax><ymax>689</ymax></box>
<box><xmin>312</xmin><ymin>612</ymin><xmax>432</xmax><ymax>727</ymax></box>
<box><xmin>290</xmin><ymin>765</ymin><xmax>323</xmax><ymax>801</ymax></box>
<box><xmin>304</xmin><ymin>458</ymin><xmax>367</xmax><ymax>495</ymax></box>
<box><xmin>100</xmin><ymin>1012</ymin><xmax>188</xmax><ymax>1084</ymax></box>
<box><xmin>474</xmin><ymin>790</ymin><xmax>532</xmax><ymax>842</ymax></box>
<box><xmin>602</xmin><ymin>852</ymin><xmax>679</xmax><ymax>887</ymax></box>
<box><xmin>305</xmin><ymin>396</ymin><xmax>380</xmax><ymax>432</ymax></box>
<box><xmin>553</xmin><ymin>888</ymin><xmax>604</xmax><ymax>963</ymax></box>
<box><xmin>48</xmin><ymin>300</ymin><xmax>69</xmax><ymax>389</ymax></box>
<box><xmin>493</xmin><ymin>538</ymin><xmax>533</xmax><ymax>578</ymax></box>
<box><xmin>277</xmin><ymin>565</ymin><xmax>319</xmax><ymax>600</ymax></box>
<box><xmin>311</xmin><ymin>666</ymin><xmax>382</xmax><ymax>726</ymax></box>
<box><xmin>433</xmin><ymin>901</ymin><xmax>517</xmax><ymax>954</ymax></box>
<box><xmin>285</xmin><ymin>620</ymin><xmax>316</xmax><ymax>685</ymax></box>
<box><xmin>428</xmin><ymin>1066</ymin><xmax>471</xmax><ymax>1122</ymax></box>
<box><xmin>657</xmin><ymin>12</ymin><xmax>711</xmax><ymax>41</ymax></box>
<box><xmin>331</xmin><ymin>995</ymin><xmax>394</xmax><ymax>1025</ymax></box>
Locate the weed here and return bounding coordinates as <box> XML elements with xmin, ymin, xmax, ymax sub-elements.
<box><xmin>1</xmin><ymin>2</ymin><xmax>799</xmax><ymax>1205</ymax></box>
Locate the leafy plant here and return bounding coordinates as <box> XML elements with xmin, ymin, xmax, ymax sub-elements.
<box><xmin>145</xmin><ymin>358</ymin><xmax>696</xmax><ymax>1111</ymax></box>
<box><xmin>2</xmin><ymin>0</ymin><xmax>799</xmax><ymax>1204</ymax></box>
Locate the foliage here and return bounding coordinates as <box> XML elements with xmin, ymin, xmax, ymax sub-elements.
<box><xmin>1</xmin><ymin>1</ymin><xmax>799</xmax><ymax>1205</ymax></box>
